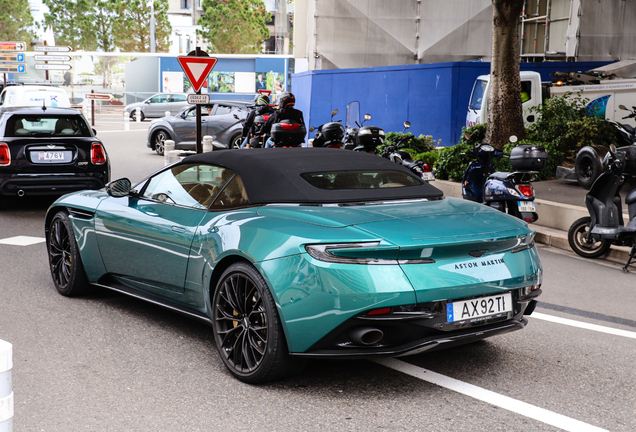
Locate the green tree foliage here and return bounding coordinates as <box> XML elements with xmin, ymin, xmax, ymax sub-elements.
<box><xmin>112</xmin><ymin>0</ymin><xmax>172</xmax><ymax>53</ymax></box>
<box><xmin>198</xmin><ymin>0</ymin><xmax>270</xmax><ymax>54</ymax></box>
<box><xmin>434</xmin><ymin>124</ymin><xmax>487</xmax><ymax>181</ymax></box>
<box><xmin>43</xmin><ymin>0</ymin><xmax>171</xmax><ymax>52</ymax></box>
<box><xmin>0</xmin><ymin>0</ymin><xmax>37</xmax><ymax>44</ymax></box>
<box><xmin>380</xmin><ymin>132</ymin><xmax>438</xmax><ymax>155</ymax></box>
<box><xmin>43</xmin><ymin>0</ymin><xmax>95</xmax><ymax>50</ymax></box>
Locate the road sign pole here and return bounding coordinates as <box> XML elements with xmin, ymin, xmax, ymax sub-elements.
<box><xmin>91</xmin><ymin>89</ymin><xmax>95</xmax><ymax>127</ymax></box>
<box><xmin>196</xmin><ymin>102</ymin><xmax>202</xmax><ymax>154</ymax></box>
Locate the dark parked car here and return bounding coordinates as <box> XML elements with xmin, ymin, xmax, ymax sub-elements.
<box><xmin>0</xmin><ymin>106</ymin><xmax>110</xmax><ymax>204</ymax></box>
<box><xmin>45</xmin><ymin>148</ymin><xmax>542</xmax><ymax>383</ymax></box>
<box><xmin>146</xmin><ymin>100</ymin><xmax>250</xmax><ymax>155</ymax></box>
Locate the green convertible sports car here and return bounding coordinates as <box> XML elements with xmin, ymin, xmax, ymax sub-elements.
<box><xmin>45</xmin><ymin>148</ymin><xmax>542</xmax><ymax>383</ymax></box>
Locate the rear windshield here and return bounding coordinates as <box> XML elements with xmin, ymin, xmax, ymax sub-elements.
<box><xmin>302</xmin><ymin>170</ymin><xmax>423</xmax><ymax>190</ymax></box>
<box><xmin>5</xmin><ymin>115</ymin><xmax>92</xmax><ymax>137</ymax></box>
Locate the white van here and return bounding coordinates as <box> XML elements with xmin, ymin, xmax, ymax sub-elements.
<box><xmin>0</xmin><ymin>85</ymin><xmax>71</xmax><ymax>108</ymax></box>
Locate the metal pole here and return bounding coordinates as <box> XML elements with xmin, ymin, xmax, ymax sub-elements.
<box><xmin>91</xmin><ymin>89</ymin><xmax>95</xmax><ymax>127</ymax></box>
<box><xmin>195</xmin><ymin>46</ymin><xmax>203</xmax><ymax>154</ymax></box>
<box><xmin>150</xmin><ymin>1</ymin><xmax>156</xmax><ymax>53</ymax></box>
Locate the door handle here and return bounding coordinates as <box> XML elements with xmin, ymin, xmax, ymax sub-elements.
<box><xmin>172</xmin><ymin>226</ymin><xmax>186</xmax><ymax>233</ymax></box>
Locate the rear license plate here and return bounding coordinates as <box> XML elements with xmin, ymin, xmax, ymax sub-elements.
<box><xmin>39</xmin><ymin>151</ymin><xmax>65</xmax><ymax>161</ymax></box>
<box><xmin>421</xmin><ymin>172</ymin><xmax>435</xmax><ymax>181</ymax></box>
<box><xmin>447</xmin><ymin>292</ymin><xmax>512</xmax><ymax>322</ymax></box>
<box><xmin>518</xmin><ymin>200</ymin><xmax>535</xmax><ymax>212</ymax></box>
<box><xmin>32</xmin><ymin>150</ymin><xmax>72</xmax><ymax>163</ymax></box>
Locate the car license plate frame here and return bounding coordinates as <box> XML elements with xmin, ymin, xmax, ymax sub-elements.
<box><xmin>446</xmin><ymin>292</ymin><xmax>512</xmax><ymax>323</ymax></box>
<box><xmin>518</xmin><ymin>200</ymin><xmax>535</xmax><ymax>212</ymax></box>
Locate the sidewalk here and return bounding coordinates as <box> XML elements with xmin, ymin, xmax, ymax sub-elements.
<box><xmin>434</xmin><ymin>179</ymin><xmax>633</xmax><ymax>266</ymax></box>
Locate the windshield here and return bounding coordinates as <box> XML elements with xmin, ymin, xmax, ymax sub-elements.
<box><xmin>6</xmin><ymin>115</ymin><xmax>92</xmax><ymax>137</ymax></box>
<box><xmin>469</xmin><ymin>79</ymin><xmax>488</xmax><ymax>110</ymax></box>
<box><xmin>346</xmin><ymin>101</ymin><xmax>360</xmax><ymax>129</ymax></box>
<box><xmin>302</xmin><ymin>170</ymin><xmax>423</xmax><ymax>190</ymax></box>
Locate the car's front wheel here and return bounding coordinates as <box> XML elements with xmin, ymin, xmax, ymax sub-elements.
<box><xmin>153</xmin><ymin>130</ymin><xmax>169</xmax><ymax>155</ymax></box>
<box><xmin>212</xmin><ymin>262</ymin><xmax>298</xmax><ymax>383</ymax></box>
<box><xmin>47</xmin><ymin>211</ymin><xmax>90</xmax><ymax>296</ymax></box>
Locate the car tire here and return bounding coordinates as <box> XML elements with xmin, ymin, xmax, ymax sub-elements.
<box><xmin>575</xmin><ymin>146</ymin><xmax>606</xmax><ymax>189</ymax></box>
<box><xmin>130</xmin><ymin>110</ymin><xmax>145</xmax><ymax>122</ymax></box>
<box><xmin>212</xmin><ymin>262</ymin><xmax>300</xmax><ymax>384</ymax></box>
<box><xmin>567</xmin><ymin>216</ymin><xmax>610</xmax><ymax>258</ymax></box>
<box><xmin>153</xmin><ymin>130</ymin><xmax>169</xmax><ymax>156</ymax></box>
<box><xmin>47</xmin><ymin>211</ymin><xmax>91</xmax><ymax>297</ymax></box>
<box><xmin>230</xmin><ymin>134</ymin><xmax>242</xmax><ymax>149</ymax></box>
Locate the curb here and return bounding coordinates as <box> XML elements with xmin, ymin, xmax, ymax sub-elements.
<box><xmin>434</xmin><ymin>180</ymin><xmax>632</xmax><ymax>266</ymax></box>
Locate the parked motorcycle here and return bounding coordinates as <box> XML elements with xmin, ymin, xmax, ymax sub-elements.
<box><xmin>342</xmin><ymin>101</ymin><xmax>385</xmax><ymax>152</ymax></box>
<box><xmin>462</xmin><ymin>136</ymin><xmax>547</xmax><ymax>222</ymax></box>
<box><xmin>380</xmin><ymin>121</ymin><xmax>435</xmax><ymax>181</ymax></box>
<box><xmin>309</xmin><ymin>109</ymin><xmax>345</xmax><ymax>148</ymax></box>
<box><xmin>570</xmin><ymin>104</ymin><xmax>636</xmax><ymax>188</ymax></box>
<box><xmin>568</xmin><ymin>144</ymin><xmax>636</xmax><ymax>272</ymax></box>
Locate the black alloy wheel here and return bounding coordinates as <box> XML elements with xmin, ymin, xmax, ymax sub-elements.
<box><xmin>48</xmin><ymin>212</ymin><xmax>90</xmax><ymax>296</ymax></box>
<box><xmin>130</xmin><ymin>110</ymin><xmax>145</xmax><ymax>122</ymax></box>
<box><xmin>212</xmin><ymin>262</ymin><xmax>296</xmax><ymax>383</ymax></box>
<box><xmin>575</xmin><ymin>147</ymin><xmax>605</xmax><ymax>189</ymax></box>
<box><xmin>568</xmin><ymin>216</ymin><xmax>610</xmax><ymax>258</ymax></box>
<box><xmin>154</xmin><ymin>130</ymin><xmax>168</xmax><ymax>155</ymax></box>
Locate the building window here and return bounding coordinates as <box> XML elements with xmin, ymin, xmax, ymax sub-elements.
<box><xmin>181</xmin><ymin>0</ymin><xmax>189</xmax><ymax>9</ymax></box>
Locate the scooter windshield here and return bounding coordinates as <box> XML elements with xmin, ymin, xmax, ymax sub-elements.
<box><xmin>346</xmin><ymin>101</ymin><xmax>360</xmax><ymax>129</ymax></box>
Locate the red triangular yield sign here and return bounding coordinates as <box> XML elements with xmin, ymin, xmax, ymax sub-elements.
<box><xmin>258</xmin><ymin>89</ymin><xmax>272</xmax><ymax>97</ymax></box>
<box><xmin>178</xmin><ymin>56</ymin><xmax>218</xmax><ymax>92</ymax></box>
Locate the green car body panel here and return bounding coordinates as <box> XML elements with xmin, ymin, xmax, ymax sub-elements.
<box><xmin>47</xmin><ymin>191</ymin><xmax>541</xmax><ymax>354</ymax></box>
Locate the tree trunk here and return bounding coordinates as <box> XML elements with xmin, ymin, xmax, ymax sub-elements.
<box><xmin>484</xmin><ymin>0</ymin><xmax>526</xmax><ymax>148</ymax></box>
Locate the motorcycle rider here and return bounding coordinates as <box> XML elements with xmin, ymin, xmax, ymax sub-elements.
<box><xmin>241</xmin><ymin>94</ymin><xmax>275</xmax><ymax>148</ymax></box>
<box><xmin>263</xmin><ymin>92</ymin><xmax>305</xmax><ymax>148</ymax></box>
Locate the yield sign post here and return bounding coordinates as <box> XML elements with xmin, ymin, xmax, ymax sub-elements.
<box><xmin>177</xmin><ymin>50</ymin><xmax>217</xmax><ymax>153</ymax></box>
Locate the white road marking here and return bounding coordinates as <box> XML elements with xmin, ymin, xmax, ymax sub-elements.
<box><xmin>374</xmin><ymin>358</ymin><xmax>608</xmax><ymax>432</ymax></box>
<box><xmin>532</xmin><ymin>312</ymin><xmax>636</xmax><ymax>339</ymax></box>
<box><xmin>0</xmin><ymin>236</ymin><xmax>46</xmax><ymax>246</ymax></box>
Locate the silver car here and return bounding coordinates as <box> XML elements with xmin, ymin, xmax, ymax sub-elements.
<box><xmin>146</xmin><ymin>100</ymin><xmax>251</xmax><ymax>155</ymax></box>
<box><xmin>125</xmin><ymin>93</ymin><xmax>190</xmax><ymax>121</ymax></box>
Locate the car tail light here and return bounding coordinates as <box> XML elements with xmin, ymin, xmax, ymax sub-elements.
<box><xmin>517</xmin><ymin>184</ymin><xmax>533</xmax><ymax>197</ymax></box>
<box><xmin>91</xmin><ymin>143</ymin><xmax>106</xmax><ymax>165</ymax></box>
<box><xmin>0</xmin><ymin>143</ymin><xmax>10</xmax><ymax>166</ymax></box>
<box><xmin>366</xmin><ymin>307</ymin><xmax>392</xmax><ymax>316</ymax></box>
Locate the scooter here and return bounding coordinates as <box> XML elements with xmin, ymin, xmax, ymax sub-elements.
<box><xmin>342</xmin><ymin>101</ymin><xmax>385</xmax><ymax>151</ymax></box>
<box><xmin>462</xmin><ymin>136</ymin><xmax>546</xmax><ymax>223</ymax></box>
<box><xmin>309</xmin><ymin>109</ymin><xmax>345</xmax><ymax>148</ymax></box>
<box><xmin>247</xmin><ymin>113</ymin><xmax>272</xmax><ymax>148</ymax></box>
<box><xmin>380</xmin><ymin>121</ymin><xmax>435</xmax><ymax>182</ymax></box>
<box><xmin>568</xmin><ymin>144</ymin><xmax>636</xmax><ymax>272</ymax></box>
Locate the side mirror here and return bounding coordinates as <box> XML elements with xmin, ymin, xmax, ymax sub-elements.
<box><xmin>464</xmin><ymin>132</ymin><xmax>472</xmax><ymax>140</ymax></box>
<box><xmin>403</xmin><ymin>121</ymin><xmax>411</xmax><ymax>129</ymax></box>
<box><xmin>233</xmin><ymin>114</ymin><xmax>239</xmax><ymax>120</ymax></box>
<box><xmin>618</xmin><ymin>104</ymin><xmax>627</xmax><ymax>110</ymax></box>
<box><xmin>364</xmin><ymin>114</ymin><xmax>371</xmax><ymax>121</ymax></box>
<box><xmin>610</xmin><ymin>144</ymin><xmax>617</xmax><ymax>153</ymax></box>
<box><xmin>309</xmin><ymin>126</ymin><xmax>315</xmax><ymax>132</ymax></box>
<box><xmin>331</xmin><ymin>109</ymin><xmax>338</xmax><ymax>116</ymax></box>
<box><xmin>144</xmin><ymin>100</ymin><xmax>150</xmax><ymax>104</ymax></box>
<box><xmin>509</xmin><ymin>135</ymin><xmax>518</xmax><ymax>143</ymax></box>
<box><xmin>92</xmin><ymin>128</ymin><xmax>97</xmax><ymax>136</ymax></box>
<box><xmin>181</xmin><ymin>112</ymin><xmax>187</xmax><ymax>119</ymax></box>
<box><xmin>106</xmin><ymin>178</ymin><xmax>132</xmax><ymax>197</ymax></box>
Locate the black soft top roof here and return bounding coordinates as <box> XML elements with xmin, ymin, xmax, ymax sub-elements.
<box><xmin>184</xmin><ymin>148</ymin><xmax>443</xmax><ymax>204</ymax></box>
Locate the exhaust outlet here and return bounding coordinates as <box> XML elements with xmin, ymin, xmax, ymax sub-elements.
<box><xmin>349</xmin><ymin>327</ymin><xmax>383</xmax><ymax>346</ymax></box>
<box><xmin>17</xmin><ymin>190</ymin><xmax>25</xmax><ymax>197</ymax></box>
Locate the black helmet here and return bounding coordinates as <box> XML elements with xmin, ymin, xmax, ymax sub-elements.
<box><xmin>256</xmin><ymin>94</ymin><xmax>270</xmax><ymax>106</ymax></box>
<box><xmin>279</xmin><ymin>92</ymin><xmax>295</xmax><ymax>109</ymax></box>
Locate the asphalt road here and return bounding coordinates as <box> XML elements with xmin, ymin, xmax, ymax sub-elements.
<box><xmin>1</xmin><ymin>115</ymin><xmax>635</xmax><ymax>431</ymax></box>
